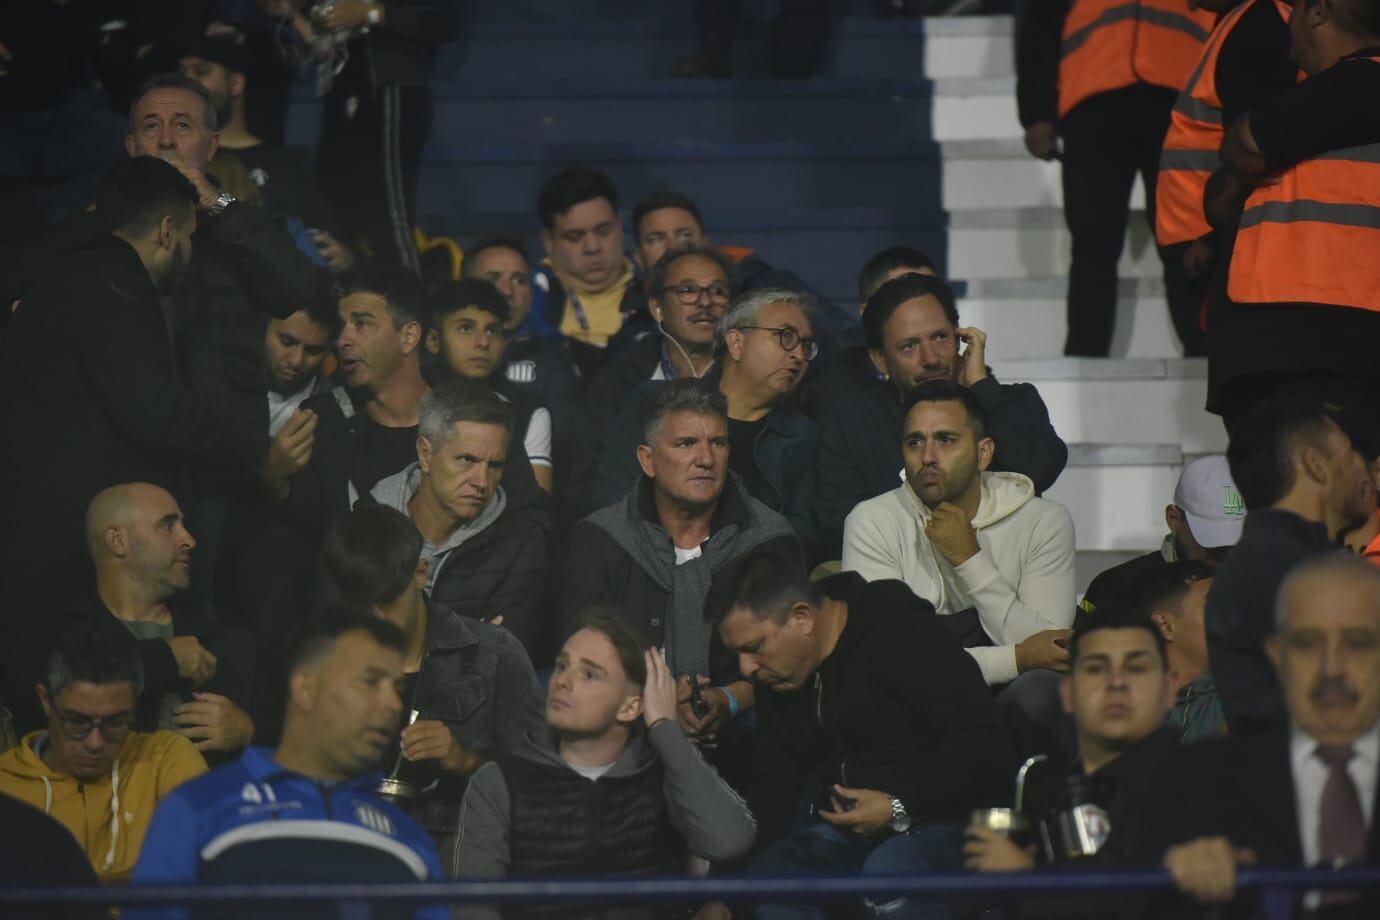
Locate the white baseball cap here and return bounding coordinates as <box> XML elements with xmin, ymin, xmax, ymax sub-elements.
<box><xmin>1173</xmin><ymin>455</ymin><xmax>1246</xmax><ymax>549</ymax></box>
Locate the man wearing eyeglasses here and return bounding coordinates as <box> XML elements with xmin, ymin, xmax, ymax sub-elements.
<box><xmin>0</xmin><ymin>627</ymin><xmax>207</xmax><ymax>881</ymax></box>
<box><xmin>591</xmin><ymin>289</ymin><xmax>822</xmax><ymax>560</ymax></box>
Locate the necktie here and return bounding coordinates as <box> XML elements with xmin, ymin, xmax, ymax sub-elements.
<box><xmin>1315</xmin><ymin>743</ymin><xmax>1366</xmax><ymax>906</ymax></box>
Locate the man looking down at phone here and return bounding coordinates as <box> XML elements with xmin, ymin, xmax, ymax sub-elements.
<box><xmin>710</xmin><ymin>551</ymin><xmax>1013</xmax><ymax>920</ymax></box>
<box><xmin>815</xmin><ymin>272</ymin><xmax>1066</xmax><ymax>559</ymax></box>
<box><xmin>843</xmin><ymin>381</ymin><xmax>1078</xmax><ymax>761</ymax></box>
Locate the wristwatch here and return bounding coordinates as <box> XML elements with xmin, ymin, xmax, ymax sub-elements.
<box><xmin>889</xmin><ymin>796</ymin><xmax>911</xmax><ymax>833</ymax></box>
<box><xmin>206</xmin><ymin>191</ymin><xmax>236</xmax><ymax>217</ymax></box>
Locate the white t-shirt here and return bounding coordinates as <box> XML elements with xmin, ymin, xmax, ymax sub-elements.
<box><xmin>525</xmin><ymin>406</ymin><xmax>553</xmax><ymax>469</ymax></box>
<box><xmin>267</xmin><ymin>380</ymin><xmax>316</xmax><ymax>436</ymax></box>
<box><xmin>568</xmin><ymin>761</ymin><xmax>617</xmax><ymax>781</ymax></box>
<box><xmin>673</xmin><ymin>544</ymin><xmax>703</xmax><ymax>566</ymax></box>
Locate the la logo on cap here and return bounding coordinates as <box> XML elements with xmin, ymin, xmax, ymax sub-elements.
<box><xmin>1223</xmin><ymin>486</ymin><xmax>1244</xmax><ymax>517</ymax></box>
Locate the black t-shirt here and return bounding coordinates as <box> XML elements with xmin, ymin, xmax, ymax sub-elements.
<box><xmin>1214</xmin><ymin>0</ymin><xmax>1296</xmax><ymax>128</ymax></box>
<box><xmin>351</xmin><ymin>415</ymin><xmax>420</xmax><ymax>497</ymax></box>
<box><xmin>1250</xmin><ymin>48</ymin><xmax>1380</xmax><ymax>170</ymax></box>
<box><xmin>233</xmin><ymin>143</ymin><xmax>341</xmax><ymax>236</ymax></box>
<box><xmin>727</xmin><ymin>416</ymin><xmax>770</xmax><ymax>501</ymax></box>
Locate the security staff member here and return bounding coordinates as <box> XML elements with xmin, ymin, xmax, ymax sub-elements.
<box><xmin>1207</xmin><ymin>0</ymin><xmax>1380</xmax><ymax>427</ymax></box>
<box><xmin>1154</xmin><ymin>0</ymin><xmax>1298</xmax><ymax>356</ymax></box>
<box><xmin>1017</xmin><ymin>0</ymin><xmax>1216</xmax><ymax>357</ymax></box>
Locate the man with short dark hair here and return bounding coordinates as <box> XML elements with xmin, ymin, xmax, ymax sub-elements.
<box><xmin>1208</xmin><ymin>400</ymin><xmax>1375</xmax><ymax>734</ymax></box>
<box><xmin>318</xmin><ymin>503</ymin><xmax>544</xmax><ymax>858</ymax></box>
<box><xmin>1139</xmin><ymin>561</ymin><xmax>1224</xmax><ymax>743</ymax></box>
<box><xmin>0</xmin><ymin>627</ymin><xmax>206</xmax><ymax>881</ymax></box>
<box><xmin>1078</xmin><ymin>454</ymin><xmax>1245</xmax><ymax>620</ymax></box>
<box><xmin>0</xmin><ymin>155</ymin><xmax>261</xmax><ymax>732</ymax></box>
<box><xmin>711</xmin><ymin>553</ymin><xmax>1013</xmax><ymax>920</ymax></box>
<box><xmin>455</xmin><ymin>614</ymin><xmax>755</xmax><ymax>908</ymax></box>
<box><xmin>277</xmin><ymin>266</ymin><xmax>432</xmax><ymax>529</ymax></box>
<box><xmin>369</xmin><ymin>382</ymin><xmax>549</xmax><ymax>656</ymax></box>
<box><xmin>843</xmin><ymin>381</ymin><xmax>1076</xmax><ymax>758</ymax></box>
<box><xmin>816</xmin><ymin>272</ymin><xmax>1067</xmax><ymax>559</ymax></box>
<box><xmin>564</xmin><ymin>379</ymin><xmax>802</xmax><ymax>746</ymax></box>
<box><xmin>593</xmin><ymin>289</ymin><xmax>821</xmax><ymax>554</ymax></box>
<box><xmin>133</xmin><ymin>612</ymin><xmax>446</xmax><ymax>913</ymax></box>
<box><xmin>1145</xmin><ymin>555</ymin><xmax>1380</xmax><ymax>913</ymax></box>
<box><xmin>530</xmin><ymin>167</ymin><xmax>641</xmax><ymax>378</ymax></box>
<box><xmin>965</xmin><ymin>606</ymin><xmax>1178</xmax><ymax>893</ymax></box>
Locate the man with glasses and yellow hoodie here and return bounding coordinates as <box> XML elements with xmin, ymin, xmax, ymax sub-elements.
<box><xmin>0</xmin><ymin>627</ymin><xmax>206</xmax><ymax>881</ymax></box>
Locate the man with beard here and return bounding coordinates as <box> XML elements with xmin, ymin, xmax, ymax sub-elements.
<box><xmin>258</xmin><ymin>304</ymin><xmax>339</xmax><ymax>494</ymax></box>
<box><xmin>1208</xmin><ymin>400</ymin><xmax>1377</xmax><ymax>735</ymax></box>
<box><xmin>133</xmin><ymin>613</ymin><xmax>446</xmax><ymax>912</ymax></box>
<box><xmin>843</xmin><ymin>381</ymin><xmax>1077</xmax><ymax>760</ymax></box>
<box><xmin>0</xmin><ymin>156</ymin><xmax>261</xmax><ymax>733</ymax></box>
<box><xmin>816</xmin><ymin>272</ymin><xmax>1067</xmax><ymax>559</ymax></box>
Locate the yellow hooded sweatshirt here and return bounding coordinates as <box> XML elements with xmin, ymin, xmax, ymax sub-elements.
<box><xmin>0</xmin><ymin>729</ymin><xmax>206</xmax><ymax>882</ymax></box>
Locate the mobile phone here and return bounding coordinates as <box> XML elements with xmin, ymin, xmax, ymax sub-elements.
<box><xmin>688</xmin><ymin>681</ymin><xmax>710</xmax><ymax>720</ymax></box>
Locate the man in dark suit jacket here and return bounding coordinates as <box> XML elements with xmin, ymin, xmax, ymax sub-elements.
<box><xmin>1142</xmin><ymin>554</ymin><xmax>1380</xmax><ymax>917</ymax></box>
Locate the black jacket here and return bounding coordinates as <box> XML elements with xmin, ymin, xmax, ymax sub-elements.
<box><xmin>0</xmin><ymin>232</ymin><xmax>262</xmax><ymax>729</ymax></box>
<box><xmin>748</xmin><ymin>572</ymin><xmax>1016</xmax><ymax>848</ymax></box>
<box><xmin>426</xmin><ymin>506</ymin><xmax>551</xmax><ymax>661</ymax></box>
<box><xmin>814</xmin><ymin>348</ymin><xmax>1069</xmax><ymax>559</ymax></box>
<box><xmin>497</xmin><ymin>335</ymin><xmax>581</xmax><ymax>472</ymax></box>
<box><xmin>1206</xmin><ymin>509</ymin><xmax>1334</xmax><ymax>735</ymax></box>
<box><xmin>1138</xmin><ymin>729</ymin><xmax>1380</xmax><ymax>919</ymax></box>
<box><xmin>0</xmin><ymin>792</ymin><xmax>101</xmax><ymax>920</ymax></box>
<box><xmin>336</xmin><ymin>0</ymin><xmax>459</xmax><ymax>88</ymax></box>
<box><xmin>565</xmin><ymin>336</ymin><xmax>663</xmax><ymax>523</ymax></box>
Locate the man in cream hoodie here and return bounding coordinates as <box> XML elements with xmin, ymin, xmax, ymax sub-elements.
<box><xmin>0</xmin><ymin>626</ymin><xmax>205</xmax><ymax>881</ymax></box>
<box><xmin>843</xmin><ymin>380</ymin><xmax>1077</xmax><ymax>758</ymax></box>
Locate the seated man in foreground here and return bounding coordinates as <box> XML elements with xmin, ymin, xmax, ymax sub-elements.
<box><xmin>711</xmin><ymin>552</ymin><xmax>1014</xmax><ymax>920</ymax></box>
<box><xmin>843</xmin><ymin>380</ymin><xmax>1077</xmax><ymax>759</ymax></box>
<box><xmin>133</xmin><ymin>613</ymin><xmax>445</xmax><ymax>916</ymax></box>
<box><xmin>454</xmin><ymin>612</ymin><xmax>756</xmax><ymax>913</ymax></box>
<box><xmin>0</xmin><ymin>627</ymin><xmax>206</xmax><ymax>881</ymax></box>
<box><xmin>1144</xmin><ymin>554</ymin><xmax>1380</xmax><ymax>915</ymax></box>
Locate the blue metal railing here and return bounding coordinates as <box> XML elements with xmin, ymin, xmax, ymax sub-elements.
<box><xmin>3</xmin><ymin>868</ymin><xmax>1380</xmax><ymax>915</ymax></box>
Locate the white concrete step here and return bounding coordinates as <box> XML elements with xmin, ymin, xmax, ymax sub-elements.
<box><xmin>960</xmin><ymin>278</ymin><xmax>1182</xmax><ymax>359</ymax></box>
<box><xmin>999</xmin><ymin>358</ymin><xmax>1226</xmax><ymax>453</ymax></box>
<box><xmin>940</xmin><ymin>139</ymin><xmax>1147</xmax><ymax>210</ymax></box>
<box><xmin>1050</xmin><ymin>443</ymin><xmax>1186</xmax><ymax>552</ymax></box>
<box><xmin>948</xmin><ymin>208</ymin><xmax>1160</xmax><ymax>280</ymax></box>
<box><xmin>932</xmin><ymin>76</ymin><xmax>1019</xmax><ymax>141</ymax></box>
<box><xmin>906</xmin><ymin>16</ymin><xmax>1014</xmax><ymax>80</ymax></box>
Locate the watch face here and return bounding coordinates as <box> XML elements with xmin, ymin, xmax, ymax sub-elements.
<box><xmin>891</xmin><ymin>814</ymin><xmax>911</xmax><ymax>833</ymax></box>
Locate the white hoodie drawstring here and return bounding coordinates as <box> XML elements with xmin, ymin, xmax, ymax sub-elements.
<box><xmin>41</xmin><ymin>776</ymin><xmax>52</xmax><ymax>814</ymax></box>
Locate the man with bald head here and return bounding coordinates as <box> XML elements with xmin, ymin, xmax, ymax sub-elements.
<box><xmin>71</xmin><ymin>484</ymin><xmax>256</xmax><ymax>759</ymax></box>
<box><xmin>1145</xmin><ymin>554</ymin><xmax>1380</xmax><ymax>911</ymax></box>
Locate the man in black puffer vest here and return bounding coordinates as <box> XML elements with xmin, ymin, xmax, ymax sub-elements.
<box><xmin>453</xmin><ymin>612</ymin><xmax>756</xmax><ymax>914</ymax></box>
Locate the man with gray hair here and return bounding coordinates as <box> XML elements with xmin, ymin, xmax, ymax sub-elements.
<box><xmin>1145</xmin><ymin>554</ymin><xmax>1380</xmax><ymax>911</ymax></box>
<box><xmin>593</xmin><ymin>288</ymin><xmax>820</xmax><ymax>558</ymax></box>
<box><xmin>564</xmin><ymin>378</ymin><xmax>803</xmax><ymax>758</ymax></box>
<box><xmin>369</xmin><ymin>381</ymin><xmax>548</xmax><ymax>658</ymax></box>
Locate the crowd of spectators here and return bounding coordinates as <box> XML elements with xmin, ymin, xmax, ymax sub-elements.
<box><xmin>2</xmin><ymin>1</ymin><xmax>1380</xmax><ymax>918</ymax></box>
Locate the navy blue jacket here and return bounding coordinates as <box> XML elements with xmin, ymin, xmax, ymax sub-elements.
<box><xmin>132</xmin><ymin>747</ymin><xmax>445</xmax><ymax>919</ymax></box>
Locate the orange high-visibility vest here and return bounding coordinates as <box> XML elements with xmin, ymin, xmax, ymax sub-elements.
<box><xmin>1228</xmin><ymin>56</ymin><xmax>1380</xmax><ymax>312</ymax></box>
<box><xmin>1155</xmin><ymin>0</ymin><xmax>1292</xmax><ymax>246</ymax></box>
<box><xmin>1059</xmin><ymin>0</ymin><xmax>1217</xmax><ymax>119</ymax></box>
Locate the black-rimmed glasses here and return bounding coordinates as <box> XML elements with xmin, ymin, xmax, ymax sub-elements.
<box><xmin>737</xmin><ymin>325</ymin><xmax>820</xmax><ymax>361</ymax></box>
<box><xmin>660</xmin><ymin>282</ymin><xmax>733</xmax><ymax>306</ymax></box>
<box><xmin>53</xmin><ymin>707</ymin><xmax>135</xmax><ymax>743</ymax></box>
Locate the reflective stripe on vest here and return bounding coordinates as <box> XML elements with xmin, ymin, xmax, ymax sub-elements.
<box><xmin>1155</xmin><ymin>0</ymin><xmax>1292</xmax><ymax>246</ymax></box>
<box><xmin>1229</xmin><ymin>99</ymin><xmax>1380</xmax><ymax>314</ymax></box>
<box><xmin>1058</xmin><ymin>0</ymin><xmax>1215</xmax><ymax>118</ymax></box>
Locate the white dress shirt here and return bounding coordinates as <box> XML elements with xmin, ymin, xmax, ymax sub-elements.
<box><xmin>1290</xmin><ymin>722</ymin><xmax>1380</xmax><ymax>868</ymax></box>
